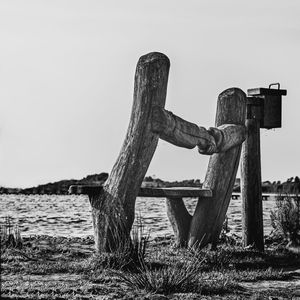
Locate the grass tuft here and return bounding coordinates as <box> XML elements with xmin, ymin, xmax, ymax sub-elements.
<box><xmin>0</xmin><ymin>216</ymin><xmax>23</xmax><ymax>250</ymax></box>
<box><xmin>88</xmin><ymin>215</ymin><xmax>149</xmax><ymax>271</ymax></box>
<box><xmin>113</xmin><ymin>249</ymin><xmax>205</xmax><ymax>294</ymax></box>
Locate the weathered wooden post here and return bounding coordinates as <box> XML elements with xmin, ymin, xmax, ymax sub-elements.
<box><xmin>241</xmin><ymin>84</ymin><xmax>287</xmax><ymax>251</ymax></box>
<box><xmin>90</xmin><ymin>52</ymin><xmax>170</xmax><ymax>252</ymax></box>
<box><xmin>241</xmin><ymin>103</ymin><xmax>264</xmax><ymax>251</ymax></box>
<box><xmin>188</xmin><ymin>88</ymin><xmax>247</xmax><ymax>248</ymax></box>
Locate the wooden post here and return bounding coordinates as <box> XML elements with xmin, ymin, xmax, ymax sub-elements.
<box><xmin>241</xmin><ymin>118</ymin><xmax>264</xmax><ymax>251</ymax></box>
<box><xmin>90</xmin><ymin>52</ymin><xmax>170</xmax><ymax>253</ymax></box>
<box><xmin>188</xmin><ymin>88</ymin><xmax>247</xmax><ymax>249</ymax></box>
<box><xmin>241</xmin><ymin>85</ymin><xmax>287</xmax><ymax>251</ymax></box>
<box><xmin>166</xmin><ymin>198</ymin><xmax>192</xmax><ymax>247</ymax></box>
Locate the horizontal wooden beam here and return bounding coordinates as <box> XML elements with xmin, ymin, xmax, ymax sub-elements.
<box><xmin>151</xmin><ymin>106</ymin><xmax>216</xmax><ymax>152</ymax></box>
<box><xmin>139</xmin><ymin>187</ymin><xmax>212</xmax><ymax>198</ymax></box>
<box><xmin>69</xmin><ymin>185</ymin><xmax>212</xmax><ymax>198</ymax></box>
<box><xmin>151</xmin><ymin>106</ymin><xmax>245</xmax><ymax>155</ymax></box>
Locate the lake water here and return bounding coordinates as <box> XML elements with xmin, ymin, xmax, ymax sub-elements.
<box><xmin>0</xmin><ymin>194</ymin><xmax>278</xmax><ymax>239</ymax></box>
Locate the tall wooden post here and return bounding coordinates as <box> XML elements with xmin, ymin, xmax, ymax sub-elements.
<box><xmin>188</xmin><ymin>88</ymin><xmax>247</xmax><ymax>249</ymax></box>
<box><xmin>241</xmin><ymin>117</ymin><xmax>264</xmax><ymax>251</ymax></box>
<box><xmin>241</xmin><ymin>85</ymin><xmax>286</xmax><ymax>251</ymax></box>
<box><xmin>90</xmin><ymin>52</ymin><xmax>170</xmax><ymax>253</ymax></box>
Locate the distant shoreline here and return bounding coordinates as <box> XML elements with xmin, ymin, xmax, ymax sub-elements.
<box><xmin>0</xmin><ymin>173</ymin><xmax>299</xmax><ymax>195</ymax></box>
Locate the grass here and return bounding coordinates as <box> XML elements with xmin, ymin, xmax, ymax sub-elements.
<box><xmin>1</xmin><ymin>234</ymin><xmax>300</xmax><ymax>299</ymax></box>
<box><xmin>86</xmin><ymin>214</ymin><xmax>150</xmax><ymax>272</ymax></box>
<box><xmin>1</xmin><ymin>212</ymin><xmax>300</xmax><ymax>299</ymax></box>
<box><xmin>0</xmin><ymin>216</ymin><xmax>23</xmax><ymax>250</ymax></box>
<box><xmin>113</xmin><ymin>251</ymin><xmax>205</xmax><ymax>294</ymax></box>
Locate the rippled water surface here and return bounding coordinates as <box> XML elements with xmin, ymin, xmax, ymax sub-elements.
<box><xmin>0</xmin><ymin>194</ymin><xmax>277</xmax><ymax>238</ymax></box>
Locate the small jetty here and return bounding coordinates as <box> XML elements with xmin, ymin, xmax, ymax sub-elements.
<box><xmin>231</xmin><ymin>194</ymin><xmax>271</xmax><ymax>200</ymax></box>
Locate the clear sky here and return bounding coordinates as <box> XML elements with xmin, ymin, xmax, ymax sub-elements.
<box><xmin>0</xmin><ymin>0</ymin><xmax>299</xmax><ymax>188</ymax></box>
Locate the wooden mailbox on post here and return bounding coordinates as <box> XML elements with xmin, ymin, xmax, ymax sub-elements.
<box><xmin>241</xmin><ymin>83</ymin><xmax>287</xmax><ymax>251</ymax></box>
<box><xmin>247</xmin><ymin>83</ymin><xmax>287</xmax><ymax>129</ymax></box>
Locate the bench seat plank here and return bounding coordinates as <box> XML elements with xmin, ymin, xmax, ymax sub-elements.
<box><xmin>69</xmin><ymin>185</ymin><xmax>212</xmax><ymax>198</ymax></box>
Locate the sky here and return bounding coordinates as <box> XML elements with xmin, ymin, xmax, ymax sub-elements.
<box><xmin>0</xmin><ymin>0</ymin><xmax>299</xmax><ymax>188</ymax></box>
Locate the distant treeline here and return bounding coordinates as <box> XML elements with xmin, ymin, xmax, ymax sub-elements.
<box><xmin>142</xmin><ymin>176</ymin><xmax>202</xmax><ymax>188</ymax></box>
<box><xmin>232</xmin><ymin>176</ymin><xmax>300</xmax><ymax>194</ymax></box>
<box><xmin>0</xmin><ymin>173</ymin><xmax>109</xmax><ymax>195</ymax></box>
<box><xmin>0</xmin><ymin>174</ymin><xmax>299</xmax><ymax>195</ymax></box>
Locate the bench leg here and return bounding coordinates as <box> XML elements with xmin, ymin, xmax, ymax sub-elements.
<box><xmin>166</xmin><ymin>197</ymin><xmax>192</xmax><ymax>247</ymax></box>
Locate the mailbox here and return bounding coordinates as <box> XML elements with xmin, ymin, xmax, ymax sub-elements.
<box><xmin>247</xmin><ymin>83</ymin><xmax>287</xmax><ymax>129</ymax></box>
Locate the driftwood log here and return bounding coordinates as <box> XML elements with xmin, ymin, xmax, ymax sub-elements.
<box><xmin>90</xmin><ymin>52</ymin><xmax>170</xmax><ymax>252</ymax></box>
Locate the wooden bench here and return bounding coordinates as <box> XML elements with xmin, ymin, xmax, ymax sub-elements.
<box><xmin>80</xmin><ymin>53</ymin><xmax>247</xmax><ymax>252</ymax></box>
<box><xmin>69</xmin><ymin>185</ymin><xmax>212</xmax><ymax>198</ymax></box>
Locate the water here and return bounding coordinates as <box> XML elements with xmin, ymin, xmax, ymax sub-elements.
<box><xmin>0</xmin><ymin>194</ymin><xmax>278</xmax><ymax>238</ymax></box>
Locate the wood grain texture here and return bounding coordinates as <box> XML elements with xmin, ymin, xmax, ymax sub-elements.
<box><xmin>166</xmin><ymin>197</ymin><xmax>192</xmax><ymax>247</ymax></box>
<box><xmin>241</xmin><ymin>118</ymin><xmax>264</xmax><ymax>251</ymax></box>
<box><xmin>200</xmin><ymin>124</ymin><xmax>245</xmax><ymax>154</ymax></box>
<box><xmin>188</xmin><ymin>88</ymin><xmax>247</xmax><ymax>249</ymax></box>
<box><xmin>90</xmin><ymin>52</ymin><xmax>170</xmax><ymax>252</ymax></box>
<box><xmin>151</xmin><ymin>106</ymin><xmax>245</xmax><ymax>155</ymax></box>
<box><xmin>151</xmin><ymin>106</ymin><xmax>216</xmax><ymax>152</ymax></box>
<box><xmin>69</xmin><ymin>185</ymin><xmax>212</xmax><ymax>198</ymax></box>
<box><xmin>139</xmin><ymin>187</ymin><xmax>212</xmax><ymax>198</ymax></box>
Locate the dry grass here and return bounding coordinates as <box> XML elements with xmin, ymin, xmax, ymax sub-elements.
<box><xmin>0</xmin><ymin>216</ymin><xmax>23</xmax><ymax>250</ymax></box>
<box><xmin>83</xmin><ymin>214</ymin><xmax>150</xmax><ymax>273</ymax></box>
<box><xmin>1</xmin><ymin>234</ymin><xmax>299</xmax><ymax>299</ymax></box>
<box><xmin>270</xmin><ymin>193</ymin><xmax>300</xmax><ymax>246</ymax></box>
<box><xmin>1</xmin><ymin>213</ymin><xmax>300</xmax><ymax>299</ymax></box>
<box><xmin>113</xmin><ymin>251</ymin><xmax>205</xmax><ymax>294</ymax></box>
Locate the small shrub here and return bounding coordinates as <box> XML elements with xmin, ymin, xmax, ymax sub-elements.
<box><xmin>0</xmin><ymin>216</ymin><xmax>23</xmax><ymax>250</ymax></box>
<box><xmin>270</xmin><ymin>193</ymin><xmax>300</xmax><ymax>246</ymax></box>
